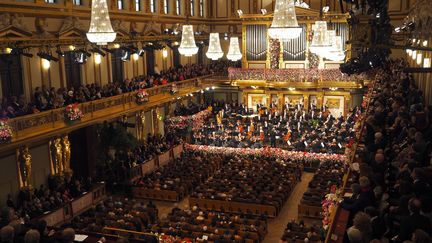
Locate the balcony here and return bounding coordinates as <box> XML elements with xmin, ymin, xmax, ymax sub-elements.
<box><xmin>1</xmin><ymin>76</ymin><xmax>211</xmax><ymax>153</ymax></box>
<box><xmin>227</xmin><ymin>68</ymin><xmax>368</xmax><ymax>90</ymax></box>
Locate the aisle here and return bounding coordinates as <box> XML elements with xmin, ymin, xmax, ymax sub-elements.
<box><xmin>262</xmin><ymin>172</ymin><xmax>314</xmax><ymax>243</ymax></box>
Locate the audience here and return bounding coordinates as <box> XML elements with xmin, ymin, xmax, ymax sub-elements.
<box><xmin>134</xmin><ymin>152</ymin><xmax>222</xmax><ymax>199</ymax></box>
<box><xmin>280</xmin><ymin>220</ymin><xmax>324</xmax><ymax>242</ymax></box>
<box><xmin>191</xmin><ymin>153</ymin><xmax>302</xmax><ymax>211</ymax></box>
<box><xmin>340</xmin><ymin>59</ymin><xmax>432</xmax><ymax>242</ymax></box>
<box><xmin>0</xmin><ymin>61</ymin><xmax>236</xmax><ymax>119</ymax></box>
<box><xmin>301</xmin><ymin>160</ymin><xmax>346</xmax><ymax>208</ymax></box>
<box><xmin>156</xmin><ymin>206</ymin><xmax>267</xmax><ymax>242</ymax></box>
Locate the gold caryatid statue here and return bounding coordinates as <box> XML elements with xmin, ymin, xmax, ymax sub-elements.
<box><xmin>17</xmin><ymin>146</ymin><xmax>32</xmax><ymax>189</ymax></box>
<box><xmin>62</xmin><ymin>135</ymin><xmax>71</xmax><ymax>173</ymax></box>
<box><xmin>49</xmin><ymin>138</ymin><xmax>64</xmax><ymax>175</ymax></box>
<box><xmin>136</xmin><ymin>111</ymin><xmax>146</xmax><ymax>142</ymax></box>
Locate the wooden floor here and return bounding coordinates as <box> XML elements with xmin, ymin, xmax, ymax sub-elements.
<box><xmin>152</xmin><ymin>172</ymin><xmax>316</xmax><ymax>242</ymax></box>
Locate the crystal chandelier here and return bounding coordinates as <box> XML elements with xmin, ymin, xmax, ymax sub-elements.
<box><xmin>178</xmin><ymin>25</ymin><xmax>199</xmax><ymax>56</ymax></box>
<box><xmin>206</xmin><ymin>33</ymin><xmax>224</xmax><ymax>60</ymax></box>
<box><xmin>309</xmin><ymin>21</ymin><xmax>331</xmax><ymax>55</ymax></box>
<box><xmin>268</xmin><ymin>0</ymin><xmax>302</xmax><ymax>40</ymax></box>
<box><xmin>86</xmin><ymin>0</ymin><xmax>116</xmax><ymax>45</ymax></box>
<box><xmin>226</xmin><ymin>37</ymin><xmax>243</xmax><ymax>61</ymax></box>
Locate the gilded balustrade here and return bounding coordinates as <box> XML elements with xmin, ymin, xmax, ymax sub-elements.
<box><xmin>2</xmin><ymin>76</ymin><xmax>209</xmax><ymax>152</ymax></box>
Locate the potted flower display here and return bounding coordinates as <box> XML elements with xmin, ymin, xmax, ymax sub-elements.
<box><xmin>64</xmin><ymin>103</ymin><xmax>83</xmax><ymax>125</ymax></box>
<box><xmin>0</xmin><ymin>119</ymin><xmax>13</xmax><ymax>144</ymax></box>
<box><xmin>170</xmin><ymin>83</ymin><xmax>178</xmax><ymax>95</ymax></box>
<box><xmin>136</xmin><ymin>89</ymin><xmax>149</xmax><ymax>104</ymax></box>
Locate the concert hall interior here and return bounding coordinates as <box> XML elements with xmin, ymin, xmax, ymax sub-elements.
<box><xmin>0</xmin><ymin>0</ymin><xmax>431</xmax><ymax>242</ymax></box>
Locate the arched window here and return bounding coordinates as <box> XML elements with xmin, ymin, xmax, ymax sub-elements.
<box><xmin>117</xmin><ymin>0</ymin><xmax>124</xmax><ymax>10</ymax></box>
<box><xmin>176</xmin><ymin>0</ymin><xmax>181</xmax><ymax>15</ymax></box>
<box><xmin>199</xmin><ymin>0</ymin><xmax>204</xmax><ymax>17</ymax></box>
<box><xmin>190</xmin><ymin>0</ymin><xmax>195</xmax><ymax>16</ymax></box>
<box><xmin>150</xmin><ymin>0</ymin><xmax>156</xmax><ymax>13</ymax></box>
<box><xmin>135</xmin><ymin>0</ymin><xmax>141</xmax><ymax>11</ymax></box>
<box><xmin>164</xmin><ymin>0</ymin><xmax>169</xmax><ymax>14</ymax></box>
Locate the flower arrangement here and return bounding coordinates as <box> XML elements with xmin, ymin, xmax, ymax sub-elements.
<box><xmin>321</xmin><ymin>185</ymin><xmax>340</xmax><ymax>230</ymax></box>
<box><xmin>135</xmin><ymin>89</ymin><xmax>149</xmax><ymax>104</ymax></box>
<box><xmin>64</xmin><ymin>103</ymin><xmax>83</xmax><ymax>123</ymax></box>
<box><xmin>228</xmin><ymin>67</ymin><xmax>367</xmax><ymax>83</ymax></box>
<box><xmin>0</xmin><ymin>119</ymin><xmax>13</xmax><ymax>144</ymax></box>
<box><xmin>158</xmin><ymin>235</ymin><xmax>192</xmax><ymax>243</ymax></box>
<box><xmin>308</xmin><ymin>51</ymin><xmax>319</xmax><ymax>69</ymax></box>
<box><xmin>170</xmin><ymin>83</ymin><xmax>178</xmax><ymax>95</ymax></box>
<box><xmin>185</xmin><ymin>144</ymin><xmax>348</xmax><ymax>164</ymax></box>
<box><xmin>165</xmin><ymin>109</ymin><xmax>212</xmax><ymax>131</ymax></box>
<box><xmin>269</xmin><ymin>38</ymin><xmax>280</xmax><ymax>69</ymax></box>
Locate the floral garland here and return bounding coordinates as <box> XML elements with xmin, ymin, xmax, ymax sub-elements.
<box><xmin>165</xmin><ymin>109</ymin><xmax>212</xmax><ymax>131</ymax></box>
<box><xmin>0</xmin><ymin>119</ymin><xmax>13</xmax><ymax>144</ymax></box>
<box><xmin>158</xmin><ymin>235</ymin><xmax>192</xmax><ymax>243</ymax></box>
<box><xmin>269</xmin><ymin>38</ymin><xmax>280</xmax><ymax>69</ymax></box>
<box><xmin>308</xmin><ymin>51</ymin><xmax>319</xmax><ymax>69</ymax></box>
<box><xmin>228</xmin><ymin>67</ymin><xmax>367</xmax><ymax>82</ymax></box>
<box><xmin>64</xmin><ymin>103</ymin><xmax>83</xmax><ymax>122</ymax></box>
<box><xmin>185</xmin><ymin>144</ymin><xmax>348</xmax><ymax>164</ymax></box>
<box><xmin>321</xmin><ymin>185</ymin><xmax>340</xmax><ymax>230</ymax></box>
<box><xmin>136</xmin><ymin>89</ymin><xmax>149</xmax><ymax>104</ymax></box>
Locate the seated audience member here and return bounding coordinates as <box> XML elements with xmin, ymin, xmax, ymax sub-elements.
<box><xmin>0</xmin><ymin>225</ymin><xmax>14</xmax><ymax>243</ymax></box>
<box><xmin>60</xmin><ymin>228</ymin><xmax>75</xmax><ymax>243</ymax></box>
<box><xmin>347</xmin><ymin>212</ymin><xmax>372</xmax><ymax>243</ymax></box>
<box><xmin>24</xmin><ymin>229</ymin><xmax>40</xmax><ymax>243</ymax></box>
<box><xmin>398</xmin><ymin>198</ymin><xmax>431</xmax><ymax>241</ymax></box>
<box><xmin>340</xmin><ymin>176</ymin><xmax>375</xmax><ymax>214</ymax></box>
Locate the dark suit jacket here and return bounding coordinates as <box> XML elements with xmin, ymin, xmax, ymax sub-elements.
<box><xmin>399</xmin><ymin>213</ymin><xmax>431</xmax><ymax>241</ymax></box>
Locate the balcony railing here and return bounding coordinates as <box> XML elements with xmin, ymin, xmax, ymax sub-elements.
<box><xmin>228</xmin><ymin>68</ymin><xmax>367</xmax><ymax>82</ymax></box>
<box><xmin>3</xmin><ymin>75</ymin><xmax>211</xmax><ymax>150</ymax></box>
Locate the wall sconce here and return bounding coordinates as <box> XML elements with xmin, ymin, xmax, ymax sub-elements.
<box><xmin>113</xmin><ymin>43</ymin><xmax>120</xmax><ymax>49</ymax></box>
<box><xmin>94</xmin><ymin>53</ymin><xmax>102</xmax><ymax>64</ymax></box>
<box><xmin>416</xmin><ymin>53</ymin><xmax>423</xmax><ymax>65</ymax></box>
<box><xmin>42</xmin><ymin>59</ymin><xmax>51</xmax><ymax>69</ymax></box>
<box><xmin>423</xmin><ymin>40</ymin><xmax>428</xmax><ymax>47</ymax></box>
<box><xmin>5</xmin><ymin>48</ymin><xmax>12</xmax><ymax>54</ymax></box>
<box><xmin>423</xmin><ymin>58</ymin><xmax>431</xmax><ymax>68</ymax></box>
<box><xmin>69</xmin><ymin>45</ymin><xmax>76</xmax><ymax>51</ymax></box>
<box><xmin>132</xmin><ymin>53</ymin><xmax>139</xmax><ymax>61</ymax></box>
<box><xmin>162</xmin><ymin>49</ymin><xmax>168</xmax><ymax>59</ymax></box>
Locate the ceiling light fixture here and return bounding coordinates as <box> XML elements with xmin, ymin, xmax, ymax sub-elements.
<box><xmin>206</xmin><ymin>33</ymin><xmax>224</xmax><ymax>60</ymax></box>
<box><xmin>268</xmin><ymin>0</ymin><xmax>302</xmax><ymax>40</ymax></box>
<box><xmin>87</xmin><ymin>0</ymin><xmax>116</xmax><ymax>45</ymax></box>
<box><xmin>226</xmin><ymin>37</ymin><xmax>243</xmax><ymax>61</ymax></box>
<box><xmin>178</xmin><ymin>24</ymin><xmax>198</xmax><ymax>56</ymax></box>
